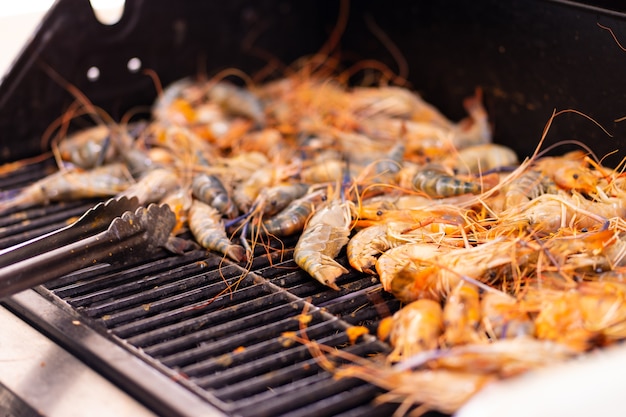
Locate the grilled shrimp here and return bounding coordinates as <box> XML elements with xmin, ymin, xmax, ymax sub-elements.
<box><xmin>445</xmin><ymin>143</ymin><xmax>519</xmax><ymax>175</ymax></box>
<box><xmin>117</xmin><ymin>168</ymin><xmax>181</xmax><ymax>205</ymax></box>
<box><xmin>533</xmin><ymin>150</ymin><xmax>604</xmax><ymax>194</ymax></box>
<box><xmin>160</xmin><ymin>186</ymin><xmax>193</xmax><ymax>235</ymax></box>
<box><xmin>347</xmin><ymin>224</ymin><xmax>407</xmax><ymax>274</ymax></box>
<box><xmin>188</xmin><ymin>199</ymin><xmax>246</xmax><ymax>262</ymax></box>
<box><xmin>513</xmin><ymin>193</ymin><xmax>626</xmax><ymax>234</ymax></box>
<box><xmin>336</xmin><ymin>365</ymin><xmax>494</xmax><ymax>416</ymax></box>
<box><xmin>293</xmin><ymin>198</ymin><xmax>353</xmax><ymax>290</ymax></box>
<box><xmin>259</xmin><ymin>189</ymin><xmax>327</xmax><ymax>237</ymax></box>
<box><xmin>502</xmin><ymin>169</ymin><xmax>556</xmax><ymax>211</ymax></box>
<box><xmin>480</xmin><ymin>291</ymin><xmax>535</xmax><ymax>340</ymax></box>
<box><xmin>383</xmin><ymin>239</ymin><xmax>532</xmax><ymax>303</ymax></box>
<box><xmin>375</xmin><ymin>242</ymin><xmax>447</xmax><ymax>295</ymax></box>
<box><xmin>442</xmin><ymin>282</ymin><xmax>483</xmax><ymax>346</ymax></box>
<box><xmin>57</xmin><ymin>124</ymin><xmax>117</xmax><ymax>168</ymax></box>
<box><xmin>410</xmin><ymin>164</ymin><xmax>488</xmax><ymax>198</ymax></box>
<box><xmin>379</xmin><ymin>298</ymin><xmax>444</xmax><ymax>362</ymax></box>
<box><xmin>206</xmin><ymin>82</ymin><xmax>266</xmax><ymax>127</ymax></box>
<box><xmin>191</xmin><ymin>173</ymin><xmax>238</xmax><ymax>219</ymax></box>
<box><xmin>0</xmin><ymin>163</ymin><xmax>132</xmax><ymax>215</ymax></box>
<box><xmin>254</xmin><ymin>182</ymin><xmax>310</xmax><ymax>217</ymax></box>
<box><xmin>427</xmin><ymin>337</ymin><xmax>578</xmax><ymax>377</ymax></box>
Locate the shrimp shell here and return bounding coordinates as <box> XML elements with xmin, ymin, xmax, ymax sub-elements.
<box><xmin>256</xmin><ymin>182</ymin><xmax>310</xmax><ymax>217</ymax></box>
<box><xmin>480</xmin><ymin>292</ymin><xmax>535</xmax><ymax>340</ymax></box>
<box><xmin>347</xmin><ymin>224</ymin><xmax>406</xmax><ymax>274</ymax></box>
<box><xmin>0</xmin><ymin>163</ymin><xmax>132</xmax><ymax>214</ymax></box>
<box><xmin>442</xmin><ymin>282</ymin><xmax>482</xmax><ymax>346</ymax></box>
<box><xmin>335</xmin><ymin>365</ymin><xmax>493</xmax><ymax>416</ymax></box>
<box><xmin>411</xmin><ymin>165</ymin><xmax>484</xmax><ymax>198</ymax></box>
<box><xmin>191</xmin><ymin>173</ymin><xmax>238</xmax><ymax>219</ymax></box>
<box><xmin>260</xmin><ymin>189</ymin><xmax>326</xmax><ymax>237</ymax></box>
<box><xmin>188</xmin><ymin>199</ymin><xmax>246</xmax><ymax>262</ymax></box>
<box><xmin>447</xmin><ymin>143</ymin><xmax>519</xmax><ymax>175</ymax></box>
<box><xmin>117</xmin><ymin>168</ymin><xmax>180</xmax><ymax>205</ymax></box>
<box><xmin>375</xmin><ymin>242</ymin><xmax>445</xmax><ymax>294</ymax></box>
<box><xmin>293</xmin><ymin>199</ymin><xmax>353</xmax><ymax>290</ymax></box>
<box><xmin>384</xmin><ymin>298</ymin><xmax>444</xmax><ymax>362</ymax></box>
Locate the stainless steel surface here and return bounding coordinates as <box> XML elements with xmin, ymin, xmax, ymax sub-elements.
<box><xmin>0</xmin><ymin>299</ymin><xmax>156</xmax><ymax>417</ymax></box>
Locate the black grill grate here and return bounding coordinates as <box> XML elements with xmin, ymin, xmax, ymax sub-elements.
<box><xmin>0</xmin><ymin>159</ymin><xmax>441</xmax><ymax>417</ymax></box>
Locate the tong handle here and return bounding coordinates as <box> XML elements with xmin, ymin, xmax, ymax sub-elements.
<box><xmin>0</xmin><ymin>197</ymin><xmax>139</xmax><ymax>269</ymax></box>
<box><xmin>0</xmin><ymin>202</ymin><xmax>175</xmax><ymax>299</ymax></box>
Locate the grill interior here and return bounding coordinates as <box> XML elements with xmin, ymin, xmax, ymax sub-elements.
<box><xmin>1</xmin><ymin>0</ymin><xmax>626</xmax><ymax>416</ymax></box>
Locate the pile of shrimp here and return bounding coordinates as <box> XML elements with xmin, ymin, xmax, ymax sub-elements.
<box><xmin>3</xmin><ymin>58</ymin><xmax>626</xmax><ymax>415</ymax></box>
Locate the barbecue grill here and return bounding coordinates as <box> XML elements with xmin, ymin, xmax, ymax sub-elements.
<box><xmin>0</xmin><ymin>1</ymin><xmax>625</xmax><ymax>416</ymax></box>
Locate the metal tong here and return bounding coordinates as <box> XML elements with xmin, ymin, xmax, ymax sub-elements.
<box><xmin>0</xmin><ymin>197</ymin><xmax>178</xmax><ymax>299</ymax></box>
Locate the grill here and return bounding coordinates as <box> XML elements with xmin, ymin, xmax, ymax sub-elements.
<box><xmin>0</xmin><ymin>1</ymin><xmax>625</xmax><ymax>416</ymax></box>
<box><xmin>0</xmin><ymin>157</ymin><xmax>406</xmax><ymax>417</ymax></box>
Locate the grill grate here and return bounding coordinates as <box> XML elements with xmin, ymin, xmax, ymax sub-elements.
<box><xmin>0</xmin><ymin>160</ymin><xmax>443</xmax><ymax>417</ymax></box>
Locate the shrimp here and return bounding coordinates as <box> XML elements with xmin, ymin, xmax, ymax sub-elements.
<box><xmin>502</xmin><ymin>169</ymin><xmax>556</xmax><ymax>211</ymax></box>
<box><xmin>253</xmin><ymin>182</ymin><xmax>311</xmax><ymax>217</ymax></box>
<box><xmin>188</xmin><ymin>199</ymin><xmax>246</xmax><ymax>262</ymax></box>
<box><xmin>375</xmin><ymin>242</ymin><xmax>447</xmax><ymax>295</ymax></box>
<box><xmin>348</xmin><ymin>210</ymin><xmax>462</xmax><ymax>273</ymax></box>
<box><xmin>293</xmin><ymin>197</ymin><xmax>353</xmax><ymax>290</ymax></box>
<box><xmin>191</xmin><ymin>173</ymin><xmax>238</xmax><ymax>219</ymax></box>
<box><xmin>384</xmin><ymin>239</ymin><xmax>529</xmax><ymax>303</ymax></box>
<box><xmin>347</xmin><ymin>223</ymin><xmax>408</xmax><ymax>274</ymax></box>
<box><xmin>442</xmin><ymin>282</ymin><xmax>483</xmax><ymax>346</ymax></box>
<box><xmin>449</xmin><ymin>89</ymin><xmax>492</xmax><ymax>149</ymax></box>
<box><xmin>531</xmin><ymin>281</ymin><xmax>626</xmax><ymax>350</ymax></box>
<box><xmin>206</xmin><ymin>81</ymin><xmax>266</xmax><ymax>127</ymax></box>
<box><xmin>380</xmin><ymin>298</ymin><xmax>444</xmax><ymax>362</ymax></box>
<box><xmin>160</xmin><ymin>186</ymin><xmax>193</xmax><ymax>235</ymax></box>
<box><xmin>480</xmin><ymin>291</ymin><xmax>535</xmax><ymax>340</ymax></box>
<box><xmin>513</xmin><ymin>193</ymin><xmax>626</xmax><ymax>234</ymax></box>
<box><xmin>445</xmin><ymin>143</ymin><xmax>519</xmax><ymax>175</ymax></box>
<box><xmin>410</xmin><ymin>164</ymin><xmax>489</xmax><ymax>198</ymax></box>
<box><xmin>0</xmin><ymin>163</ymin><xmax>132</xmax><ymax>215</ymax></box>
<box><xmin>259</xmin><ymin>189</ymin><xmax>327</xmax><ymax>237</ymax></box>
<box><xmin>428</xmin><ymin>337</ymin><xmax>578</xmax><ymax>377</ymax></box>
<box><xmin>232</xmin><ymin>161</ymin><xmax>299</xmax><ymax>212</ymax></box>
<box><xmin>533</xmin><ymin>150</ymin><xmax>603</xmax><ymax>194</ymax></box>
<box><xmin>348</xmin><ymin>85</ymin><xmax>455</xmax><ymax>127</ymax></box>
<box><xmin>57</xmin><ymin>124</ymin><xmax>117</xmax><ymax>168</ymax></box>
<box><xmin>336</xmin><ymin>366</ymin><xmax>494</xmax><ymax>416</ymax></box>
<box><xmin>117</xmin><ymin>168</ymin><xmax>181</xmax><ymax>205</ymax></box>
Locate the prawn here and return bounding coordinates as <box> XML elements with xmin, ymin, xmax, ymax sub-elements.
<box><xmin>0</xmin><ymin>163</ymin><xmax>132</xmax><ymax>215</ymax></box>
<box><xmin>444</xmin><ymin>143</ymin><xmax>519</xmax><ymax>175</ymax></box>
<box><xmin>480</xmin><ymin>291</ymin><xmax>535</xmax><ymax>340</ymax></box>
<box><xmin>336</xmin><ymin>366</ymin><xmax>494</xmax><ymax>416</ymax></box>
<box><xmin>375</xmin><ymin>242</ymin><xmax>447</xmax><ymax>296</ymax></box>
<box><xmin>160</xmin><ymin>186</ymin><xmax>193</xmax><ymax>236</ymax></box>
<box><xmin>253</xmin><ymin>182</ymin><xmax>311</xmax><ymax>218</ymax></box>
<box><xmin>188</xmin><ymin>199</ymin><xmax>246</xmax><ymax>262</ymax></box>
<box><xmin>410</xmin><ymin>164</ymin><xmax>492</xmax><ymax>198</ymax></box>
<box><xmin>293</xmin><ymin>193</ymin><xmax>353</xmax><ymax>290</ymax></box>
<box><xmin>206</xmin><ymin>81</ymin><xmax>266</xmax><ymax>127</ymax></box>
<box><xmin>533</xmin><ymin>150</ymin><xmax>604</xmax><ymax>194</ymax></box>
<box><xmin>501</xmin><ymin>169</ymin><xmax>556</xmax><ymax>211</ymax></box>
<box><xmin>441</xmin><ymin>282</ymin><xmax>483</xmax><ymax>346</ymax></box>
<box><xmin>379</xmin><ymin>298</ymin><xmax>444</xmax><ymax>362</ymax></box>
<box><xmin>258</xmin><ymin>189</ymin><xmax>327</xmax><ymax>237</ymax></box>
<box><xmin>191</xmin><ymin>173</ymin><xmax>239</xmax><ymax>219</ymax></box>
<box><xmin>347</xmin><ymin>223</ymin><xmax>408</xmax><ymax>274</ymax></box>
<box><xmin>117</xmin><ymin>167</ymin><xmax>181</xmax><ymax>205</ymax></box>
<box><xmin>426</xmin><ymin>337</ymin><xmax>578</xmax><ymax>377</ymax></box>
<box><xmin>382</xmin><ymin>239</ymin><xmax>530</xmax><ymax>303</ymax></box>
